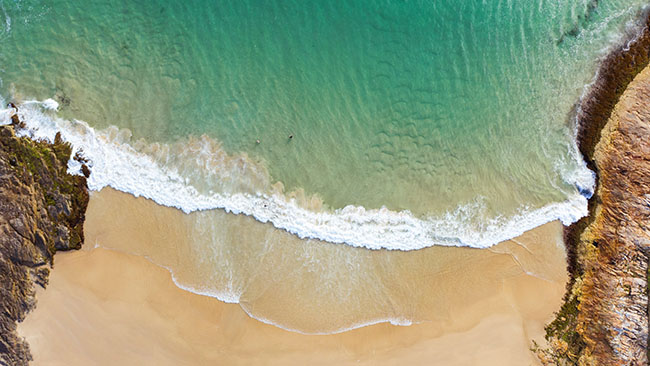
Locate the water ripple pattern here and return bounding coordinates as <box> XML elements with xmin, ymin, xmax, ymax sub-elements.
<box><xmin>0</xmin><ymin>0</ymin><xmax>646</xmax><ymax>249</ymax></box>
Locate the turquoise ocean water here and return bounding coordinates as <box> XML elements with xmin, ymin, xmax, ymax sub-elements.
<box><xmin>0</xmin><ymin>0</ymin><xmax>647</xmax><ymax>331</ymax></box>
<box><xmin>0</xmin><ymin>0</ymin><xmax>647</xmax><ymax>248</ymax></box>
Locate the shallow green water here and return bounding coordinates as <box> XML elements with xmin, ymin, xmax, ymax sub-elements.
<box><xmin>0</xmin><ymin>0</ymin><xmax>646</xmax><ymax>248</ymax></box>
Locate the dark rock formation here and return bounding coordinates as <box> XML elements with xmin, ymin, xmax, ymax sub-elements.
<box><xmin>538</xmin><ymin>11</ymin><xmax>650</xmax><ymax>366</ymax></box>
<box><xmin>0</xmin><ymin>119</ymin><xmax>88</xmax><ymax>366</ymax></box>
<box><xmin>576</xmin><ymin>10</ymin><xmax>650</xmax><ymax>170</ymax></box>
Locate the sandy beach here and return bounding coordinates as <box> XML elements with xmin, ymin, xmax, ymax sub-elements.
<box><xmin>2</xmin><ymin>1</ymin><xmax>649</xmax><ymax>364</ymax></box>
<box><xmin>18</xmin><ymin>188</ymin><xmax>568</xmax><ymax>365</ymax></box>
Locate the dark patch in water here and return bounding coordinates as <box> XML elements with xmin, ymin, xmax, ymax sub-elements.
<box><xmin>556</xmin><ymin>0</ymin><xmax>600</xmax><ymax>45</ymax></box>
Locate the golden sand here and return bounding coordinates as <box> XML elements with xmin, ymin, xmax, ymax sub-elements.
<box><xmin>18</xmin><ymin>188</ymin><xmax>568</xmax><ymax>365</ymax></box>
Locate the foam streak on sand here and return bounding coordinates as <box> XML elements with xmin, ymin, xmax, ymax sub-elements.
<box><xmin>17</xmin><ymin>244</ymin><xmax>569</xmax><ymax>366</ymax></box>
<box><xmin>7</xmin><ymin>99</ymin><xmax>593</xmax><ymax>250</ymax></box>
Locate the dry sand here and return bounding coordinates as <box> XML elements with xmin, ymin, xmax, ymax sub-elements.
<box><xmin>18</xmin><ymin>189</ymin><xmax>568</xmax><ymax>365</ymax></box>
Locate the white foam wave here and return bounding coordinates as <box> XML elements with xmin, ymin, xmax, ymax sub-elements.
<box><xmin>10</xmin><ymin>99</ymin><xmax>591</xmax><ymax>250</ymax></box>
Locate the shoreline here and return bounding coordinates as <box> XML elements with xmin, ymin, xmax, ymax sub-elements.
<box><xmin>18</xmin><ymin>189</ymin><xmax>569</xmax><ymax>364</ymax></box>
<box><xmin>78</xmin><ymin>187</ymin><xmax>570</xmax><ymax>335</ymax></box>
<box><xmin>19</xmin><ymin>246</ymin><xmax>562</xmax><ymax>365</ymax></box>
<box><xmin>17</xmin><ymin>98</ymin><xmax>590</xmax><ymax>251</ymax></box>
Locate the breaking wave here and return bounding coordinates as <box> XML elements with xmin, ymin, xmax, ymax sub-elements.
<box><xmin>4</xmin><ymin>98</ymin><xmax>593</xmax><ymax>250</ymax></box>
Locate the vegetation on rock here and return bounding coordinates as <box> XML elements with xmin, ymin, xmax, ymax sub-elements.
<box><xmin>0</xmin><ymin>118</ymin><xmax>89</xmax><ymax>366</ymax></box>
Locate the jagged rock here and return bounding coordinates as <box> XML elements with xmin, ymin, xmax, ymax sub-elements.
<box><xmin>540</xmin><ymin>13</ymin><xmax>650</xmax><ymax>366</ymax></box>
<box><xmin>81</xmin><ymin>164</ymin><xmax>90</xmax><ymax>178</ymax></box>
<box><xmin>0</xmin><ymin>121</ymin><xmax>88</xmax><ymax>366</ymax></box>
<box><xmin>573</xmin><ymin>65</ymin><xmax>650</xmax><ymax>366</ymax></box>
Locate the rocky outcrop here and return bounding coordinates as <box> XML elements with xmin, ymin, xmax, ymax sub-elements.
<box><xmin>0</xmin><ymin>118</ymin><xmax>88</xmax><ymax>366</ymax></box>
<box><xmin>538</xmin><ymin>12</ymin><xmax>650</xmax><ymax>366</ymax></box>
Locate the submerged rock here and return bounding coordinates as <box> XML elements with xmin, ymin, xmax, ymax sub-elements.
<box><xmin>0</xmin><ymin>120</ymin><xmax>88</xmax><ymax>366</ymax></box>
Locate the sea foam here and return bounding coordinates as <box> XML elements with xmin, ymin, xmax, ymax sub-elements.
<box><xmin>7</xmin><ymin>99</ymin><xmax>593</xmax><ymax>251</ymax></box>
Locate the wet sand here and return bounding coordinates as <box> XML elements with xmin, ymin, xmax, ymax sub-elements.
<box><xmin>18</xmin><ymin>188</ymin><xmax>568</xmax><ymax>365</ymax></box>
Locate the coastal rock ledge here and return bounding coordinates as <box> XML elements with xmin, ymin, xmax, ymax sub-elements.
<box><xmin>538</xmin><ymin>19</ymin><xmax>650</xmax><ymax>366</ymax></box>
<box><xmin>0</xmin><ymin>121</ymin><xmax>88</xmax><ymax>366</ymax></box>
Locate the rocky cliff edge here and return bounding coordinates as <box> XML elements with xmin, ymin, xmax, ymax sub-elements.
<box><xmin>0</xmin><ymin>117</ymin><xmax>88</xmax><ymax>366</ymax></box>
